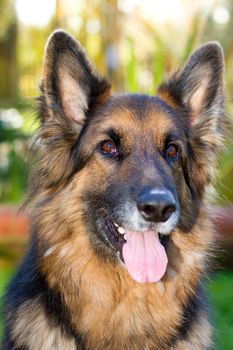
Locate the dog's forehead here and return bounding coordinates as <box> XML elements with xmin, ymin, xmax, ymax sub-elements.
<box><xmin>93</xmin><ymin>94</ymin><xmax>180</xmax><ymax>138</ymax></box>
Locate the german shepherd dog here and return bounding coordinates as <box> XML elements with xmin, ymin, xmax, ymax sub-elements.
<box><xmin>2</xmin><ymin>31</ymin><xmax>226</xmax><ymax>349</ymax></box>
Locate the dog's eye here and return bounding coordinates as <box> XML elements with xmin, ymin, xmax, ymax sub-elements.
<box><xmin>165</xmin><ymin>144</ymin><xmax>178</xmax><ymax>159</ymax></box>
<box><xmin>99</xmin><ymin>140</ymin><xmax>119</xmax><ymax>159</ymax></box>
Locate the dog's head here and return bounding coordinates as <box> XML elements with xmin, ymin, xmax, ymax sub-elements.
<box><xmin>34</xmin><ymin>31</ymin><xmax>225</xmax><ymax>284</ymax></box>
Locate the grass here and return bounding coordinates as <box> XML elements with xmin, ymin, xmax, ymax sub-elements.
<box><xmin>208</xmin><ymin>271</ymin><xmax>233</xmax><ymax>350</ymax></box>
<box><xmin>0</xmin><ymin>267</ymin><xmax>232</xmax><ymax>348</ymax></box>
<box><xmin>0</xmin><ymin>266</ymin><xmax>14</xmax><ymax>340</ymax></box>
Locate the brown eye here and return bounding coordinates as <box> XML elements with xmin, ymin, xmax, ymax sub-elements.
<box><xmin>99</xmin><ymin>140</ymin><xmax>119</xmax><ymax>158</ymax></box>
<box><xmin>166</xmin><ymin>144</ymin><xmax>178</xmax><ymax>158</ymax></box>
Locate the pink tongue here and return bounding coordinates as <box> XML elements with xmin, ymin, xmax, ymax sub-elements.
<box><xmin>122</xmin><ymin>230</ymin><xmax>168</xmax><ymax>283</ymax></box>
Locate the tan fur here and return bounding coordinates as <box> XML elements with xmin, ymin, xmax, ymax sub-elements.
<box><xmin>157</xmin><ymin>89</ymin><xmax>180</xmax><ymax>110</ymax></box>
<box><xmin>12</xmin><ymin>299</ymin><xmax>76</xmax><ymax>350</ymax></box>
<box><xmin>175</xmin><ymin>314</ymin><xmax>212</xmax><ymax>350</ymax></box>
<box><xmin>32</xmin><ymin>169</ymin><xmax>214</xmax><ymax>350</ymax></box>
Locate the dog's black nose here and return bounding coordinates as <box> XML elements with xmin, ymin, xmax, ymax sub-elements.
<box><xmin>137</xmin><ymin>188</ymin><xmax>176</xmax><ymax>223</ymax></box>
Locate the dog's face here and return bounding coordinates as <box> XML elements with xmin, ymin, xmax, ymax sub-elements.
<box><xmin>36</xmin><ymin>31</ymin><xmax>225</xmax><ymax>284</ymax></box>
<box><xmin>77</xmin><ymin>96</ymin><xmax>182</xmax><ymax>233</ymax></box>
<box><xmin>74</xmin><ymin>96</ymin><xmax>185</xmax><ymax>282</ymax></box>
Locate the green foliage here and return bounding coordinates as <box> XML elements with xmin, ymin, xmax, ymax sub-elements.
<box><xmin>0</xmin><ymin>267</ymin><xmax>14</xmax><ymax>340</ymax></box>
<box><xmin>0</xmin><ymin>107</ymin><xmax>30</xmax><ymax>203</ymax></box>
<box><xmin>208</xmin><ymin>272</ymin><xmax>233</xmax><ymax>350</ymax></box>
<box><xmin>216</xmin><ymin>142</ymin><xmax>233</xmax><ymax>204</ymax></box>
<box><xmin>125</xmin><ymin>38</ymin><xmax>138</xmax><ymax>93</ymax></box>
<box><xmin>0</xmin><ymin>0</ymin><xmax>15</xmax><ymax>39</ymax></box>
<box><xmin>153</xmin><ymin>36</ymin><xmax>166</xmax><ymax>89</ymax></box>
<box><xmin>214</xmin><ymin>104</ymin><xmax>233</xmax><ymax>204</ymax></box>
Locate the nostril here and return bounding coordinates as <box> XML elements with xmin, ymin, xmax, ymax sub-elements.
<box><xmin>161</xmin><ymin>204</ymin><xmax>176</xmax><ymax>222</ymax></box>
<box><xmin>140</xmin><ymin>204</ymin><xmax>155</xmax><ymax>219</ymax></box>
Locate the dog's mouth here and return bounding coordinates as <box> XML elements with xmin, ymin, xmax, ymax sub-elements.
<box><xmin>105</xmin><ymin>218</ymin><xmax>169</xmax><ymax>284</ymax></box>
<box><xmin>105</xmin><ymin>219</ymin><xmax>126</xmax><ymax>253</ymax></box>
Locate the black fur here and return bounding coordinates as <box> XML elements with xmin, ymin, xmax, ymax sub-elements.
<box><xmin>169</xmin><ymin>283</ymin><xmax>210</xmax><ymax>347</ymax></box>
<box><xmin>2</xmin><ymin>234</ymin><xmax>86</xmax><ymax>349</ymax></box>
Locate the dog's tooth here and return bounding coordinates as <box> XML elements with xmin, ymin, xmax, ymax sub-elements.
<box><xmin>118</xmin><ymin>227</ymin><xmax>125</xmax><ymax>235</ymax></box>
<box><xmin>124</xmin><ymin>233</ymin><xmax>127</xmax><ymax>241</ymax></box>
<box><xmin>114</xmin><ymin>222</ymin><xmax>119</xmax><ymax>227</ymax></box>
<box><xmin>157</xmin><ymin>281</ymin><xmax>165</xmax><ymax>295</ymax></box>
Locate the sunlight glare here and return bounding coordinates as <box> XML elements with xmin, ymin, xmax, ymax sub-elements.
<box><xmin>118</xmin><ymin>0</ymin><xmax>215</xmax><ymax>24</ymax></box>
<box><xmin>16</xmin><ymin>0</ymin><xmax>56</xmax><ymax>27</ymax></box>
<box><xmin>118</xmin><ymin>0</ymin><xmax>183</xmax><ymax>23</ymax></box>
<box><xmin>213</xmin><ymin>6</ymin><xmax>230</xmax><ymax>24</ymax></box>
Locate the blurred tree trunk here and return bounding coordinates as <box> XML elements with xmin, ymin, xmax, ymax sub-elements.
<box><xmin>53</xmin><ymin>0</ymin><xmax>63</xmax><ymax>28</ymax></box>
<box><xmin>0</xmin><ymin>0</ymin><xmax>18</xmax><ymax>106</ymax></box>
<box><xmin>100</xmin><ymin>0</ymin><xmax>123</xmax><ymax>91</ymax></box>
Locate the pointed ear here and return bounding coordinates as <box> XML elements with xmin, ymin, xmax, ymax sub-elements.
<box><xmin>41</xmin><ymin>30</ymin><xmax>111</xmax><ymax>124</ymax></box>
<box><xmin>158</xmin><ymin>43</ymin><xmax>226</xmax><ymax>192</ymax></box>
<box><xmin>158</xmin><ymin>42</ymin><xmax>224</xmax><ymax>124</ymax></box>
<box><xmin>32</xmin><ymin>31</ymin><xmax>111</xmax><ymax>191</ymax></box>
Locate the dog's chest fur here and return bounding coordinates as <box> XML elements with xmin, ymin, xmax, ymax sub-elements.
<box><xmin>75</xmin><ymin>272</ymin><xmax>181</xmax><ymax>349</ymax></box>
<box><xmin>12</xmin><ymin>260</ymin><xmax>211</xmax><ymax>350</ymax></box>
<box><xmin>11</xmin><ymin>222</ymin><xmax>212</xmax><ymax>350</ymax></box>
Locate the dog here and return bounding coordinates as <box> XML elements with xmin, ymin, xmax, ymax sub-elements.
<box><xmin>2</xmin><ymin>30</ymin><xmax>226</xmax><ymax>350</ymax></box>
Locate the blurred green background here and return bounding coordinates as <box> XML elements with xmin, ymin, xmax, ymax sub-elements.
<box><xmin>0</xmin><ymin>0</ymin><xmax>233</xmax><ymax>348</ymax></box>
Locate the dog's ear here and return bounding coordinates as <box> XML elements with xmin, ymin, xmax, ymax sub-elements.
<box><xmin>40</xmin><ymin>30</ymin><xmax>111</xmax><ymax>125</ymax></box>
<box><xmin>158</xmin><ymin>43</ymin><xmax>226</xmax><ymax>192</ymax></box>
<box><xmin>158</xmin><ymin>42</ymin><xmax>224</xmax><ymax>124</ymax></box>
<box><xmin>29</xmin><ymin>31</ymin><xmax>111</xmax><ymax>194</ymax></box>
